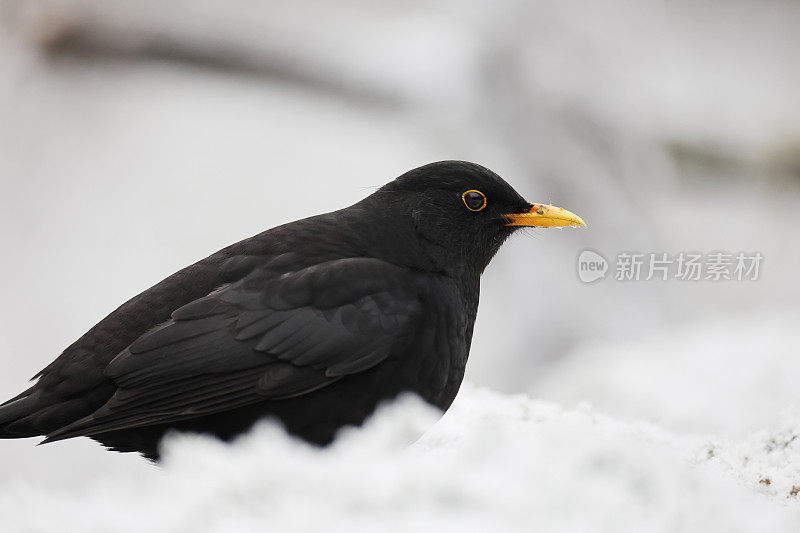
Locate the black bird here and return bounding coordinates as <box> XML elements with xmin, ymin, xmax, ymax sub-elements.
<box><xmin>0</xmin><ymin>161</ymin><xmax>584</xmax><ymax>460</ymax></box>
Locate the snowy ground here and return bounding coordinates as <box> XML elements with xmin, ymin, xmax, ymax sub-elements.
<box><xmin>2</xmin><ymin>384</ymin><xmax>800</xmax><ymax>533</ymax></box>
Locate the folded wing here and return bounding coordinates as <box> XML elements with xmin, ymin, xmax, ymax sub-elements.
<box><xmin>45</xmin><ymin>257</ymin><xmax>422</xmax><ymax>441</ymax></box>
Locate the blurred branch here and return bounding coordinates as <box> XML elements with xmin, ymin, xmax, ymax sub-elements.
<box><xmin>8</xmin><ymin>0</ymin><xmax>460</xmax><ymax>108</ymax></box>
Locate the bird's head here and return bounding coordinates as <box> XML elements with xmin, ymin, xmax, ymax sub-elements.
<box><xmin>357</xmin><ymin>161</ymin><xmax>585</xmax><ymax>277</ymax></box>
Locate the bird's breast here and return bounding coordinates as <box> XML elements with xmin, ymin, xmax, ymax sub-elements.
<box><xmin>387</xmin><ymin>276</ymin><xmax>475</xmax><ymax>411</ymax></box>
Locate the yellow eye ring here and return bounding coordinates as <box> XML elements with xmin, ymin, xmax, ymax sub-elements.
<box><xmin>462</xmin><ymin>190</ymin><xmax>487</xmax><ymax>211</ymax></box>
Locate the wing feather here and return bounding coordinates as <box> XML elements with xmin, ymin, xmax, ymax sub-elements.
<box><xmin>44</xmin><ymin>258</ymin><xmax>422</xmax><ymax>441</ymax></box>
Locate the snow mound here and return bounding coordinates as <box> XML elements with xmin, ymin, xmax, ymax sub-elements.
<box><xmin>2</xmin><ymin>385</ymin><xmax>800</xmax><ymax>532</ymax></box>
<box><xmin>535</xmin><ymin>310</ymin><xmax>800</xmax><ymax>438</ymax></box>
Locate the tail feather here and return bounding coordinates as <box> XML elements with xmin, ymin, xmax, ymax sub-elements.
<box><xmin>0</xmin><ymin>391</ymin><xmax>43</xmax><ymax>438</ymax></box>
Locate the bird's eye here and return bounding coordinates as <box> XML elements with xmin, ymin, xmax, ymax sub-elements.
<box><xmin>462</xmin><ymin>190</ymin><xmax>487</xmax><ymax>212</ymax></box>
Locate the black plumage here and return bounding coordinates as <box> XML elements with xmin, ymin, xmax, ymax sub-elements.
<box><xmin>0</xmin><ymin>161</ymin><xmax>583</xmax><ymax>460</ymax></box>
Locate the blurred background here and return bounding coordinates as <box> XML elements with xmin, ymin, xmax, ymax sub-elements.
<box><xmin>0</xmin><ymin>0</ymin><xmax>799</xmax><ymax>485</ymax></box>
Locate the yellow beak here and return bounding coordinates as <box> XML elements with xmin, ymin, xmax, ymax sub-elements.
<box><xmin>504</xmin><ymin>203</ymin><xmax>586</xmax><ymax>228</ymax></box>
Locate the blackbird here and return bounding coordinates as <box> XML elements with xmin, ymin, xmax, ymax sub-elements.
<box><xmin>0</xmin><ymin>161</ymin><xmax>584</xmax><ymax>460</ymax></box>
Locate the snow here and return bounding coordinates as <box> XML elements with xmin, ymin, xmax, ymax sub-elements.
<box><xmin>2</xmin><ymin>384</ymin><xmax>800</xmax><ymax>532</ymax></box>
<box><xmin>535</xmin><ymin>309</ymin><xmax>800</xmax><ymax>439</ymax></box>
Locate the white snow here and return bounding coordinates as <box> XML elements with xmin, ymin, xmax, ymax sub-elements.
<box><xmin>2</xmin><ymin>384</ymin><xmax>800</xmax><ymax>532</ymax></box>
<box><xmin>535</xmin><ymin>309</ymin><xmax>800</xmax><ymax>439</ymax></box>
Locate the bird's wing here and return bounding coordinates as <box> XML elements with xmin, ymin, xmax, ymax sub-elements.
<box><xmin>44</xmin><ymin>257</ymin><xmax>422</xmax><ymax>441</ymax></box>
